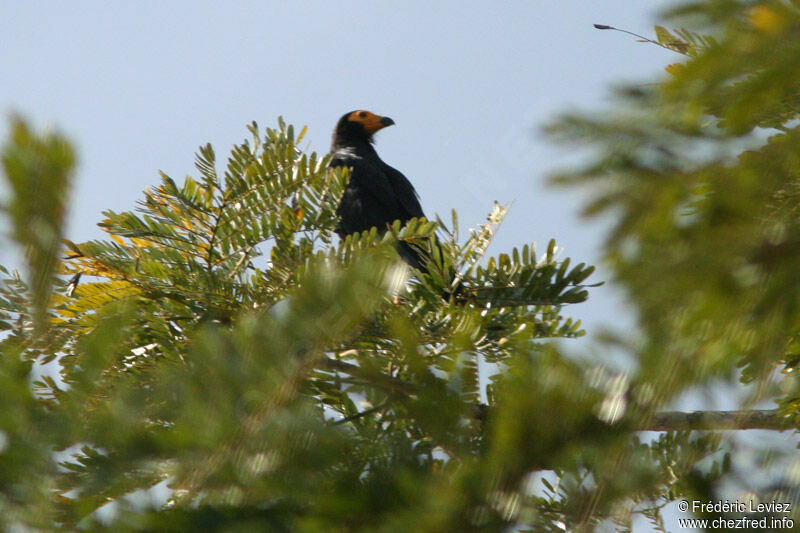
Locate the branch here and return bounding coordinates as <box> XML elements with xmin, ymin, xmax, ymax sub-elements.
<box><xmin>643</xmin><ymin>409</ymin><xmax>792</xmax><ymax>431</ymax></box>
<box><xmin>319</xmin><ymin>363</ymin><xmax>794</xmax><ymax>432</ymax></box>
<box><xmin>473</xmin><ymin>405</ymin><xmax>793</xmax><ymax>431</ymax></box>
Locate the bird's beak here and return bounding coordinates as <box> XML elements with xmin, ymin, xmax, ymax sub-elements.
<box><xmin>352</xmin><ymin>111</ymin><xmax>396</xmax><ymax>134</ymax></box>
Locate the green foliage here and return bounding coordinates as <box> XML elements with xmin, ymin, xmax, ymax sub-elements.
<box><xmin>663</xmin><ymin>1</ymin><xmax>800</xmax><ymax>134</ymax></box>
<box><xmin>549</xmin><ymin>0</ymin><xmax>800</xmax><ymax>526</ymax></box>
<box><xmin>0</xmin><ymin>115</ymin><xmax>609</xmax><ymax>530</ymax></box>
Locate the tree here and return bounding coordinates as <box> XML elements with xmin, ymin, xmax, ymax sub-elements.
<box><xmin>1</xmin><ymin>116</ymin><xmax>600</xmax><ymax>530</ymax></box>
<box><xmin>2</xmin><ymin>2</ymin><xmax>800</xmax><ymax>530</ymax></box>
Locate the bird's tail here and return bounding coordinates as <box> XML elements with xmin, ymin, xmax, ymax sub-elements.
<box><xmin>395</xmin><ymin>238</ymin><xmax>464</xmax><ymax>300</ymax></box>
<box><xmin>395</xmin><ymin>240</ymin><xmax>429</xmax><ymax>273</ymax></box>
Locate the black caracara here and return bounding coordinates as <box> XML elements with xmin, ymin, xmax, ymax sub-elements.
<box><xmin>331</xmin><ymin>110</ymin><xmax>433</xmax><ymax>272</ymax></box>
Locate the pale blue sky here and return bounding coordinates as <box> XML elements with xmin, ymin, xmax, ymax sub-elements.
<box><xmin>1</xmin><ymin>1</ymin><xmax>675</xmax><ymax>336</ymax></box>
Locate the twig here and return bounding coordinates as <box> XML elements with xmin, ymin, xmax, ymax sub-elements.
<box><xmin>333</xmin><ymin>402</ymin><xmax>388</xmax><ymax>425</ymax></box>
<box><xmin>320</xmin><ymin>357</ymin><xmax>416</xmax><ymax>395</ymax></box>
<box><xmin>594</xmin><ymin>24</ymin><xmax>686</xmax><ymax>55</ymax></box>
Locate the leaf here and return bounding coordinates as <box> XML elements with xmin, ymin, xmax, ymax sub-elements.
<box><xmin>654</xmin><ymin>25</ymin><xmax>690</xmax><ymax>54</ymax></box>
<box><xmin>1</xmin><ymin>117</ymin><xmax>75</xmax><ymax>330</ymax></box>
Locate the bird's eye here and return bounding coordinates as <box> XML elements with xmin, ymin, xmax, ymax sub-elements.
<box><xmin>359</xmin><ymin>111</ymin><xmax>368</xmax><ymax>118</ymax></box>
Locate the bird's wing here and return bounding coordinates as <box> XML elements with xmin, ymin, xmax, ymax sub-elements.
<box><xmin>381</xmin><ymin>163</ymin><xmax>425</xmax><ymax>220</ymax></box>
<box><xmin>332</xmin><ymin>149</ymin><xmax>398</xmax><ymax>212</ymax></box>
<box><xmin>333</xmin><ymin>149</ymin><xmax>409</xmax><ymax>238</ymax></box>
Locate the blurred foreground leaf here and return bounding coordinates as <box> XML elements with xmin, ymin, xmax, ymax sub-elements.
<box><xmin>1</xmin><ymin>117</ymin><xmax>74</xmax><ymax>329</ymax></box>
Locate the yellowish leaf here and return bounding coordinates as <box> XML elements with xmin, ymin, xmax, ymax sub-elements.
<box><xmin>749</xmin><ymin>5</ymin><xmax>784</xmax><ymax>34</ymax></box>
<box><xmin>665</xmin><ymin>63</ymin><xmax>685</xmax><ymax>76</ymax></box>
<box><xmin>296</xmin><ymin>125</ymin><xmax>308</xmax><ymax>144</ymax></box>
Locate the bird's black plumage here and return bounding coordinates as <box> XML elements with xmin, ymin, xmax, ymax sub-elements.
<box><xmin>331</xmin><ymin>110</ymin><xmax>431</xmax><ymax>271</ymax></box>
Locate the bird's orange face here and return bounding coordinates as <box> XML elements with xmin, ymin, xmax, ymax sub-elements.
<box><xmin>347</xmin><ymin>110</ymin><xmax>395</xmax><ymax>134</ymax></box>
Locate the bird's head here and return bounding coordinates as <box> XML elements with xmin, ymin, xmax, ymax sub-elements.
<box><xmin>332</xmin><ymin>110</ymin><xmax>395</xmax><ymax>147</ymax></box>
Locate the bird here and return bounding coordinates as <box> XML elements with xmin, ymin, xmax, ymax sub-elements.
<box><xmin>331</xmin><ymin>110</ymin><xmax>434</xmax><ymax>273</ymax></box>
